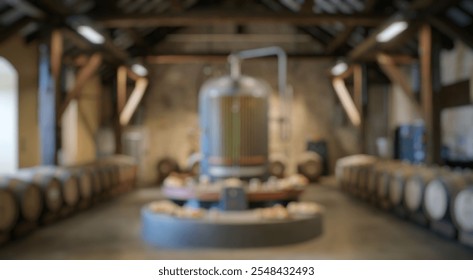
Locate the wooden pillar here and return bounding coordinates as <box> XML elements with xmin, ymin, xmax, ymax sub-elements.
<box><xmin>51</xmin><ymin>30</ymin><xmax>63</xmax><ymax>164</ymax></box>
<box><xmin>353</xmin><ymin>64</ymin><xmax>367</xmax><ymax>153</ymax></box>
<box><xmin>114</xmin><ymin>67</ymin><xmax>127</xmax><ymax>154</ymax></box>
<box><xmin>419</xmin><ymin>24</ymin><xmax>442</xmax><ymax>164</ymax></box>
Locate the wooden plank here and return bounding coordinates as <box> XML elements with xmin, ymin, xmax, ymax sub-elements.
<box><xmin>96</xmin><ymin>12</ymin><xmax>386</xmax><ymax>28</ymax></box>
<box><xmin>119</xmin><ymin>78</ymin><xmax>149</xmax><ymax>126</ymax></box>
<box><xmin>58</xmin><ymin>53</ymin><xmax>102</xmax><ymax>120</ymax></box>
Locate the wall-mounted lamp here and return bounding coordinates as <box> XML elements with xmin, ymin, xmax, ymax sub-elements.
<box><xmin>131</xmin><ymin>63</ymin><xmax>148</xmax><ymax>77</ymax></box>
<box><xmin>331</xmin><ymin>62</ymin><xmax>348</xmax><ymax>76</ymax></box>
<box><xmin>77</xmin><ymin>25</ymin><xmax>105</xmax><ymax>44</ymax></box>
<box><xmin>376</xmin><ymin>21</ymin><xmax>408</xmax><ymax>43</ymax></box>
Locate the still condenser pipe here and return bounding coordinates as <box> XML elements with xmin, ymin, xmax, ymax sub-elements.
<box><xmin>199</xmin><ymin>47</ymin><xmax>290</xmax><ymax>180</ymax></box>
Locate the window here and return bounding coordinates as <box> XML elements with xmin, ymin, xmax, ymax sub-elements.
<box><xmin>0</xmin><ymin>57</ymin><xmax>19</xmax><ymax>174</ymax></box>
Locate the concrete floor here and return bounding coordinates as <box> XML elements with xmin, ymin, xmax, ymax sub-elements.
<box><xmin>1</xmin><ymin>179</ymin><xmax>473</xmax><ymax>259</ymax></box>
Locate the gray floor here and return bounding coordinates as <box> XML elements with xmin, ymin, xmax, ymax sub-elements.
<box><xmin>1</xmin><ymin>179</ymin><xmax>473</xmax><ymax>259</ymax></box>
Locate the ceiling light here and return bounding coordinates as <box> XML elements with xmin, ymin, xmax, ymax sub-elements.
<box><xmin>131</xmin><ymin>64</ymin><xmax>148</xmax><ymax>77</ymax></box>
<box><xmin>376</xmin><ymin>21</ymin><xmax>408</xmax><ymax>43</ymax></box>
<box><xmin>331</xmin><ymin>62</ymin><xmax>348</xmax><ymax>76</ymax></box>
<box><xmin>77</xmin><ymin>25</ymin><xmax>105</xmax><ymax>44</ymax></box>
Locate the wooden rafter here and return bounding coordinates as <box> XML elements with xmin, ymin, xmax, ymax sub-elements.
<box><xmin>376</xmin><ymin>53</ymin><xmax>421</xmax><ymax>113</ymax></box>
<box><xmin>58</xmin><ymin>53</ymin><xmax>103</xmax><ymax>120</ymax></box>
<box><xmin>0</xmin><ymin>17</ymin><xmax>32</xmax><ymax>45</ymax></box>
<box><xmin>96</xmin><ymin>12</ymin><xmax>385</xmax><ymax>28</ymax></box>
<box><xmin>4</xmin><ymin>0</ymin><xmax>45</xmax><ymax>18</ymax></box>
<box><xmin>429</xmin><ymin>16</ymin><xmax>473</xmax><ymax>49</ymax></box>
<box><xmin>325</xmin><ymin>0</ymin><xmax>376</xmax><ymax>55</ymax></box>
<box><xmin>119</xmin><ymin>77</ymin><xmax>149</xmax><ymax>126</ymax></box>
<box><xmin>332</xmin><ymin>77</ymin><xmax>361</xmax><ymax>127</ymax></box>
<box><xmin>146</xmin><ymin>53</ymin><xmax>337</xmax><ymax>64</ymax></box>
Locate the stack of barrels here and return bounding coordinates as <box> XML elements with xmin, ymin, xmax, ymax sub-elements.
<box><xmin>0</xmin><ymin>155</ymin><xmax>137</xmax><ymax>246</ymax></box>
<box><xmin>336</xmin><ymin>155</ymin><xmax>473</xmax><ymax>247</ymax></box>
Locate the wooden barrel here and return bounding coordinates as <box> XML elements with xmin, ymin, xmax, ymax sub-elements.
<box><xmin>376</xmin><ymin>171</ymin><xmax>391</xmax><ymax>206</ymax></box>
<box><xmin>335</xmin><ymin>155</ymin><xmax>377</xmax><ymax>192</ymax></box>
<box><xmin>32</xmin><ymin>167</ymin><xmax>80</xmax><ymax>208</ymax></box>
<box><xmin>0</xmin><ymin>179</ymin><xmax>20</xmax><ymax>232</ymax></box>
<box><xmin>373</xmin><ymin>161</ymin><xmax>402</xmax><ymax>208</ymax></box>
<box><xmin>403</xmin><ymin>167</ymin><xmax>441</xmax><ymax>214</ymax></box>
<box><xmin>452</xmin><ymin>186</ymin><xmax>473</xmax><ymax>233</ymax></box>
<box><xmin>350</xmin><ymin>165</ymin><xmax>363</xmax><ymax>196</ymax></box>
<box><xmin>14</xmin><ymin>171</ymin><xmax>63</xmax><ymax>215</ymax></box>
<box><xmin>297</xmin><ymin>152</ymin><xmax>323</xmax><ymax>182</ymax></box>
<box><xmin>341</xmin><ymin>164</ymin><xmax>351</xmax><ymax>190</ymax></box>
<box><xmin>109</xmin><ymin>164</ymin><xmax>121</xmax><ymax>189</ymax></box>
<box><xmin>388</xmin><ymin>166</ymin><xmax>416</xmax><ymax>207</ymax></box>
<box><xmin>86</xmin><ymin>166</ymin><xmax>103</xmax><ymax>200</ymax></box>
<box><xmin>74</xmin><ymin>169</ymin><xmax>93</xmax><ymax>202</ymax></box>
<box><xmin>451</xmin><ymin>175</ymin><xmax>473</xmax><ymax>233</ymax></box>
<box><xmin>95</xmin><ymin>165</ymin><xmax>114</xmax><ymax>196</ymax></box>
<box><xmin>269</xmin><ymin>160</ymin><xmax>285</xmax><ymax>178</ymax></box>
<box><xmin>367</xmin><ymin>166</ymin><xmax>382</xmax><ymax>198</ymax></box>
<box><xmin>357</xmin><ymin>165</ymin><xmax>372</xmax><ymax>198</ymax></box>
<box><xmin>424</xmin><ymin>172</ymin><xmax>468</xmax><ymax>222</ymax></box>
<box><xmin>0</xmin><ymin>177</ymin><xmax>42</xmax><ymax>223</ymax></box>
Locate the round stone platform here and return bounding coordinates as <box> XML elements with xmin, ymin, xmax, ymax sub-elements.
<box><xmin>141</xmin><ymin>206</ymin><xmax>323</xmax><ymax>248</ymax></box>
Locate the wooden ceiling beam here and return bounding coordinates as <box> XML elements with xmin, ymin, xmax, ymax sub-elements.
<box><xmin>325</xmin><ymin>0</ymin><xmax>376</xmax><ymax>55</ymax></box>
<box><xmin>5</xmin><ymin>0</ymin><xmax>45</xmax><ymax>18</ymax></box>
<box><xmin>376</xmin><ymin>53</ymin><xmax>421</xmax><ymax>112</ymax></box>
<box><xmin>347</xmin><ymin>0</ymin><xmax>458</xmax><ymax>62</ymax></box>
<box><xmin>429</xmin><ymin>16</ymin><xmax>473</xmax><ymax>49</ymax></box>
<box><xmin>95</xmin><ymin>12</ymin><xmax>386</xmax><ymax>28</ymax></box>
<box><xmin>0</xmin><ymin>17</ymin><xmax>32</xmax><ymax>45</ymax></box>
<box><xmin>145</xmin><ymin>53</ymin><xmax>336</xmax><ymax>64</ymax></box>
<box><xmin>58</xmin><ymin>53</ymin><xmax>102</xmax><ymax>120</ymax></box>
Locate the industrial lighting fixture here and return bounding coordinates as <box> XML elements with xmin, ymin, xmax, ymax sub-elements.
<box><xmin>331</xmin><ymin>62</ymin><xmax>348</xmax><ymax>76</ymax></box>
<box><xmin>77</xmin><ymin>25</ymin><xmax>105</xmax><ymax>44</ymax></box>
<box><xmin>376</xmin><ymin>21</ymin><xmax>408</xmax><ymax>43</ymax></box>
<box><xmin>131</xmin><ymin>63</ymin><xmax>148</xmax><ymax>77</ymax></box>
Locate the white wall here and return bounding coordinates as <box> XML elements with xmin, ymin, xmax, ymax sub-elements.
<box><xmin>440</xmin><ymin>40</ymin><xmax>473</xmax><ymax>159</ymax></box>
<box><xmin>0</xmin><ymin>36</ymin><xmax>40</xmax><ymax>168</ymax></box>
<box><xmin>0</xmin><ymin>57</ymin><xmax>19</xmax><ymax>173</ymax></box>
<box><xmin>60</xmin><ymin>75</ymin><xmax>101</xmax><ymax>166</ymax></box>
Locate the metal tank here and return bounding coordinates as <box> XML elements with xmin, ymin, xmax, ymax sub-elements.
<box><xmin>199</xmin><ymin>46</ymin><xmax>290</xmax><ymax>180</ymax></box>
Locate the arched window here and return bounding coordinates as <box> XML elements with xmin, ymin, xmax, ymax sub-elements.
<box><xmin>0</xmin><ymin>57</ymin><xmax>19</xmax><ymax>174</ymax></box>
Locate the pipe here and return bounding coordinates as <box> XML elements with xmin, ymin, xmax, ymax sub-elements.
<box><xmin>228</xmin><ymin>46</ymin><xmax>290</xmax><ymax>142</ymax></box>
